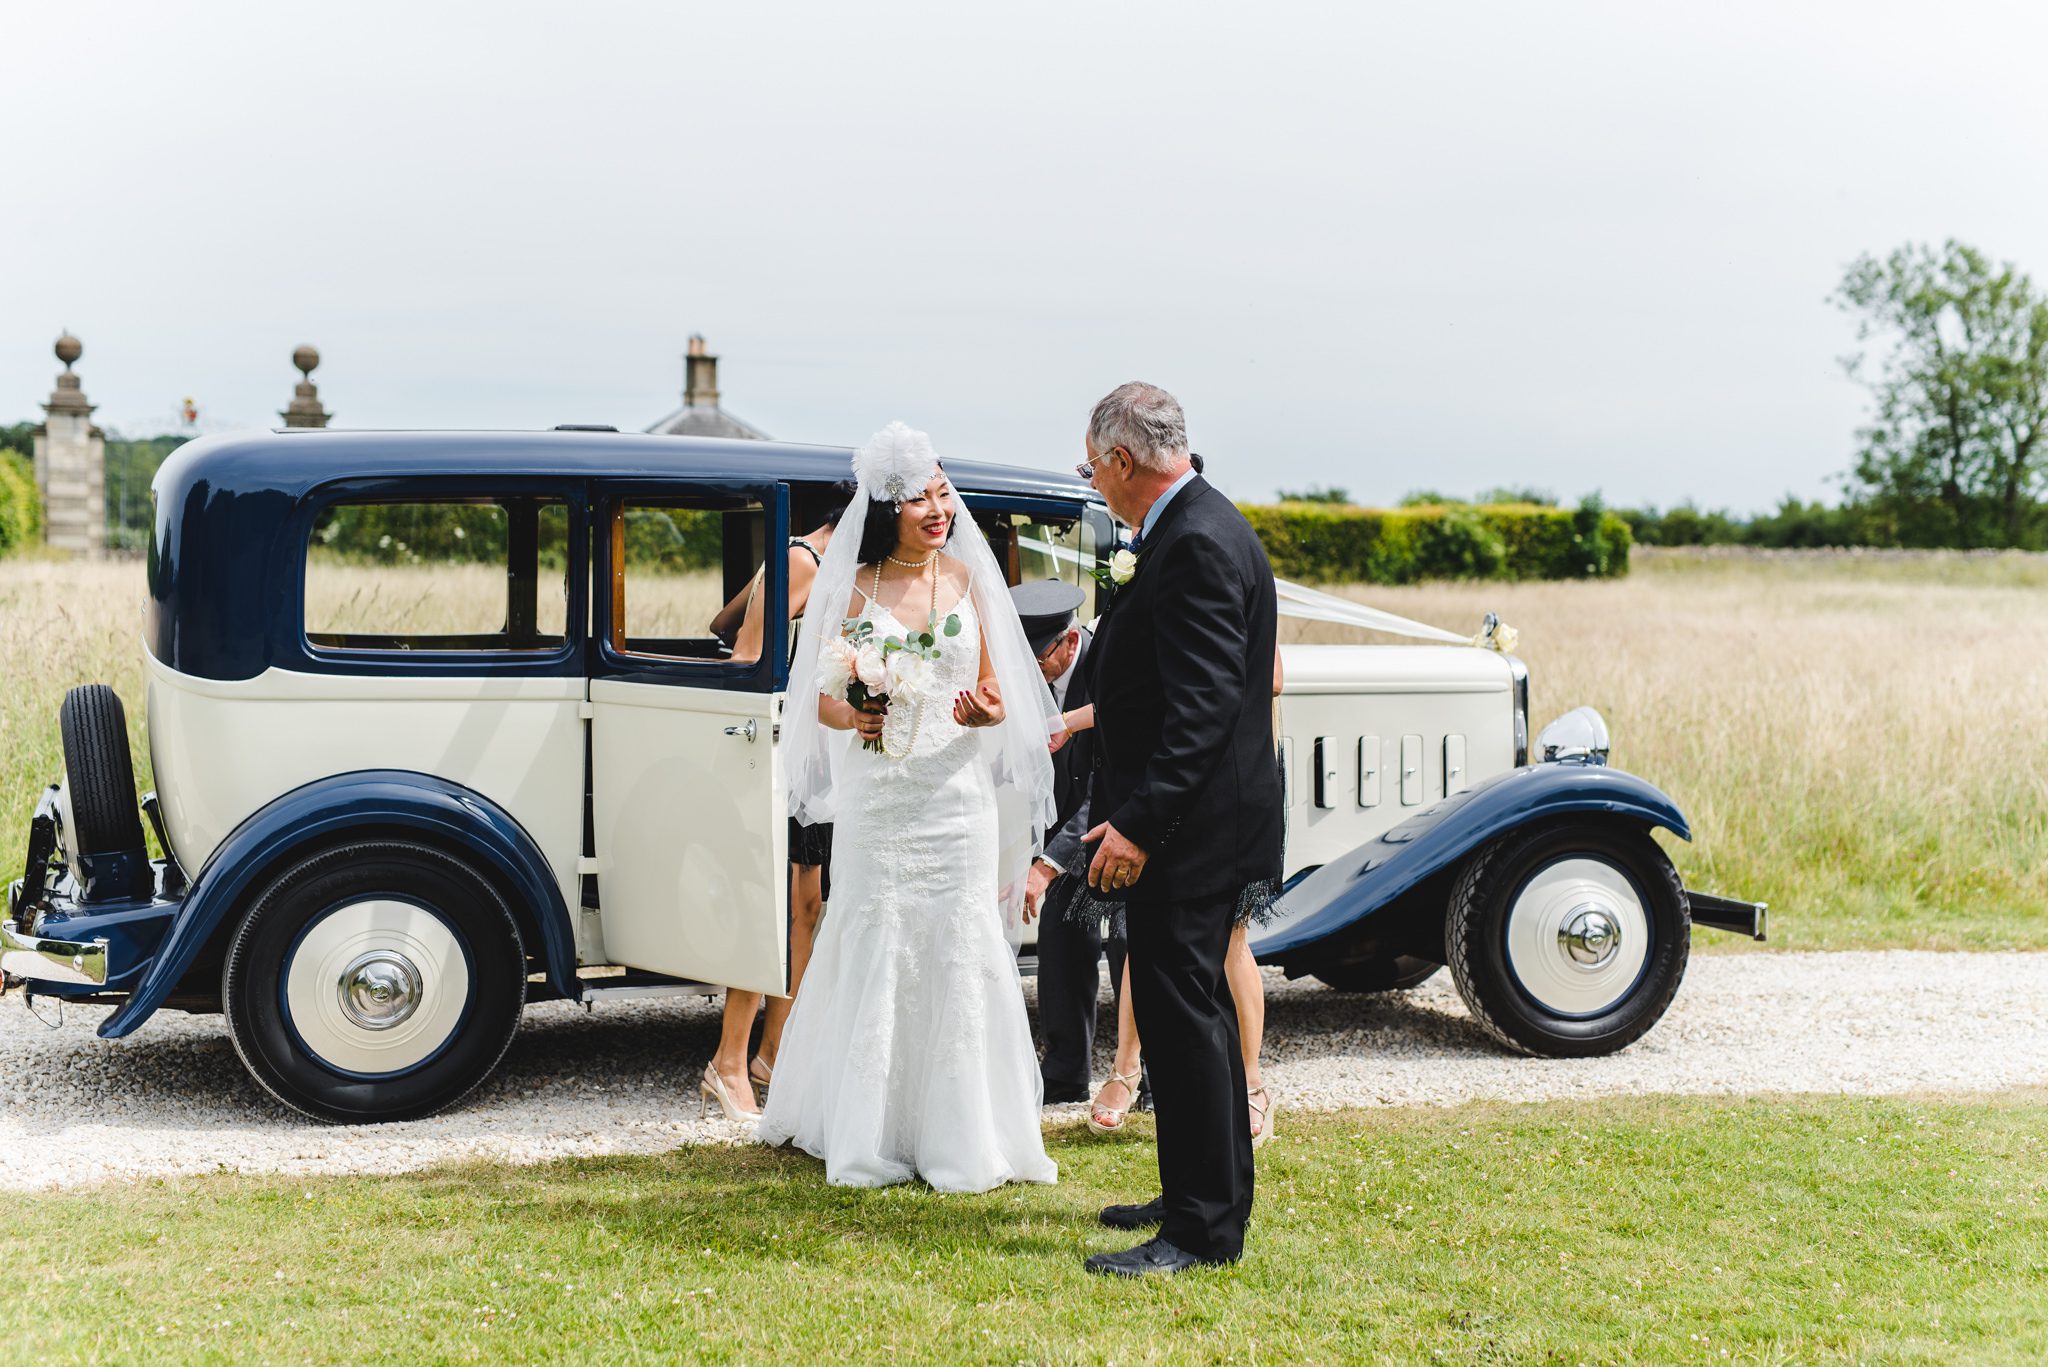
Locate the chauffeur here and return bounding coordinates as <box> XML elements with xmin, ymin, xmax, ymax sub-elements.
<box><xmin>1012</xmin><ymin>579</ymin><xmax>1135</xmax><ymax>1105</ymax></box>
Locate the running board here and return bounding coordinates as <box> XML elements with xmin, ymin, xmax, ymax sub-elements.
<box><xmin>1686</xmin><ymin>891</ymin><xmax>1767</xmax><ymax>941</ymax></box>
<box><xmin>576</xmin><ymin>969</ymin><xmax>721</xmax><ymax>1001</ymax></box>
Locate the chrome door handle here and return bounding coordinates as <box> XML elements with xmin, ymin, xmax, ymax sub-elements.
<box><xmin>724</xmin><ymin>719</ymin><xmax>758</xmax><ymax>742</ymax></box>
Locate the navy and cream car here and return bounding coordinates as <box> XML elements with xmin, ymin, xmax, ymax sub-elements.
<box><xmin>5</xmin><ymin>429</ymin><xmax>1761</xmax><ymax>1123</ymax></box>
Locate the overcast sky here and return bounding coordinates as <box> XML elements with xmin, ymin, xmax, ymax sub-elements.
<box><xmin>6</xmin><ymin>1</ymin><xmax>2046</xmax><ymax>510</ymax></box>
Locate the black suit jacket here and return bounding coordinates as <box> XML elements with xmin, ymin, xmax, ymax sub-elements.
<box><xmin>1086</xmin><ymin>475</ymin><xmax>1283</xmax><ymax>904</ymax></box>
<box><xmin>1042</xmin><ymin>626</ymin><xmax>1096</xmax><ymax>875</ymax></box>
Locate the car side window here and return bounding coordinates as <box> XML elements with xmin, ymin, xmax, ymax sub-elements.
<box><xmin>611</xmin><ymin>496</ymin><xmax>768</xmax><ymax>662</ymax></box>
<box><xmin>305</xmin><ymin>497</ymin><xmax>570</xmax><ymax>652</ymax></box>
<box><xmin>1010</xmin><ymin>512</ymin><xmax>1099</xmax><ymax>621</ymax></box>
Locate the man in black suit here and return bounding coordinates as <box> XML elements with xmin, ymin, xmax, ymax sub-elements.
<box><xmin>1077</xmin><ymin>382</ymin><xmax>1283</xmax><ymax>1277</ymax></box>
<box><xmin>1012</xmin><ymin>580</ymin><xmax>1138</xmax><ymax>1107</ymax></box>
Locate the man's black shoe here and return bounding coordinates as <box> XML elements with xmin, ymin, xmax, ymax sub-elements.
<box><xmin>1097</xmin><ymin>1196</ymin><xmax>1166</xmax><ymax>1230</ymax></box>
<box><xmin>1084</xmin><ymin>1236</ymin><xmax>1213</xmax><ymax>1278</ymax></box>
<box><xmin>1042</xmin><ymin>1083</ymin><xmax>1091</xmax><ymax>1104</ymax></box>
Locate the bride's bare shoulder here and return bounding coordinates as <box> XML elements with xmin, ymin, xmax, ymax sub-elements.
<box><xmin>938</xmin><ymin>555</ymin><xmax>973</xmax><ymax>593</ymax></box>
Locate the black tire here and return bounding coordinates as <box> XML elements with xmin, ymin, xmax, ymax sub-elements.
<box><xmin>223</xmin><ymin>840</ymin><xmax>526</xmax><ymax>1123</ymax></box>
<box><xmin>59</xmin><ymin>684</ymin><xmax>146</xmax><ymax>856</ymax></box>
<box><xmin>1446</xmin><ymin>820</ymin><xmax>1689</xmax><ymax>1058</ymax></box>
<box><xmin>1314</xmin><ymin>956</ymin><xmax>1442</xmax><ymax>993</ymax></box>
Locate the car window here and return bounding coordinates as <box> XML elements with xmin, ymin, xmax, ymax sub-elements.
<box><xmin>612</xmin><ymin>496</ymin><xmax>768</xmax><ymax>662</ymax></box>
<box><xmin>1008</xmin><ymin>512</ymin><xmax>1101</xmax><ymax>622</ymax></box>
<box><xmin>305</xmin><ymin>498</ymin><xmax>570</xmax><ymax>652</ymax></box>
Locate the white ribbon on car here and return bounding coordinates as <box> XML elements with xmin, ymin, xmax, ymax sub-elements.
<box><xmin>1015</xmin><ymin>533</ymin><xmax>1513</xmax><ymax>649</ymax></box>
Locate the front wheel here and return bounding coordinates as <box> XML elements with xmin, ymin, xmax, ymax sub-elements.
<box><xmin>1446</xmin><ymin>821</ymin><xmax>1688</xmax><ymax>1058</ymax></box>
<box><xmin>223</xmin><ymin>840</ymin><xmax>526</xmax><ymax>1123</ymax></box>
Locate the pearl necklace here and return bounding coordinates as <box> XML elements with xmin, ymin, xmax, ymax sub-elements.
<box><xmin>869</xmin><ymin>556</ymin><xmax>941</xmax><ymax>760</ymax></box>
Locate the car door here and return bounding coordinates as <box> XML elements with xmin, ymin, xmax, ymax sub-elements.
<box><xmin>587</xmin><ymin>480</ymin><xmax>789</xmax><ymax>994</ymax></box>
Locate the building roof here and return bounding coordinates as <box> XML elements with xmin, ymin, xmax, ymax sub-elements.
<box><xmin>643</xmin><ymin>404</ymin><xmax>771</xmax><ymax>440</ymax></box>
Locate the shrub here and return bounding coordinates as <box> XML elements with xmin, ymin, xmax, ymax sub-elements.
<box><xmin>1239</xmin><ymin>499</ymin><xmax>1632</xmax><ymax>584</ymax></box>
<box><xmin>0</xmin><ymin>448</ymin><xmax>42</xmax><ymax>556</ymax></box>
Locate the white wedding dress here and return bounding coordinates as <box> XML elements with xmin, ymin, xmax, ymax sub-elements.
<box><xmin>758</xmin><ymin>592</ymin><xmax>1058</xmax><ymax>1192</ymax></box>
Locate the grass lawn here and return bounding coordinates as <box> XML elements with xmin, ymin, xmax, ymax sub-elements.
<box><xmin>5</xmin><ymin>1092</ymin><xmax>2042</xmax><ymax>1363</ymax></box>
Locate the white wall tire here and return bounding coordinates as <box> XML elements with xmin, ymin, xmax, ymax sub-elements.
<box><xmin>223</xmin><ymin>840</ymin><xmax>526</xmax><ymax>1123</ymax></box>
<box><xmin>1446</xmin><ymin>821</ymin><xmax>1689</xmax><ymax>1058</ymax></box>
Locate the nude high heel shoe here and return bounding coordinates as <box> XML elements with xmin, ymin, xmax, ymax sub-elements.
<box><xmin>700</xmin><ymin>1065</ymin><xmax>760</xmax><ymax>1121</ymax></box>
<box><xmin>1087</xmin><ymin>1067</ymin><xmax>1143</xmax><ymax>1136</ymax></box>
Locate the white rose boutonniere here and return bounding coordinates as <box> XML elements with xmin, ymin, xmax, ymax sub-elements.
<box><xmin>1091</xmin><ymin>546</ymin><xmax>1140</xmax><ymax>594</ymax></box>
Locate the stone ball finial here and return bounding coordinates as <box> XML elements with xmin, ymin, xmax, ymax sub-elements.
<box><xmin>55</xmin><ymin>332</ymin><xmax>82</xmax><ymax>369</ymax></box>
<box><xmin>293</xmin><ymin>345</ymin><xmax>321</xmax><ymax>378</ymax></box>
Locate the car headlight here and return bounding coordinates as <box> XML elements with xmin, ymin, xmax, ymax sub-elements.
<box><xmin>1538</xmin><ymin>706</ymin><xmax>1610</xmax><ymax>764</ymax></box>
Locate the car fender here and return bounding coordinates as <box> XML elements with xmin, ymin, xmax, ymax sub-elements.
<box><xmin>1249</xmin><ymin>761</ymin><xmax>1690</xmax><ymax>959</ymax></box>
<box><xmin>98</xmin><ymin>770</ymin><xmax>578</xmax><ymax>1039</ymax></box>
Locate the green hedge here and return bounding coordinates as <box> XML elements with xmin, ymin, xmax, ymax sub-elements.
<box><xmin>1238</xmin><ymin>498</ymin><xmax>1631</xmax><ymax>584</ymax></box>
<box><xmin>0</xmin><ymin>448</ymin><xmax>42</xmax><ymax>556</ymax></box>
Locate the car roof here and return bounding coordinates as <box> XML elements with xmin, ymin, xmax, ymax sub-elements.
<box><xmin>153</xmin><ymin>428</ymin><xmax>1096</xmax><ymax>503</ymax></box>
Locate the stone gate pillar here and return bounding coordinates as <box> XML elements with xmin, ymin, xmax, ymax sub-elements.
<box><xmin>31</xmin><ymin>332</ymin><xmax>105</xmax><ymax>555</ymax></box>
<box><xmin>281</xmin><ymin>345</ymin><xmax>331</xmax><ymax>427</ymax></box>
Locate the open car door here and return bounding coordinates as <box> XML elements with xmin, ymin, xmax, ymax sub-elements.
<box><xmin>587</xmin><ymin>480</ymin><xmax>789</xmax><ymax>994</ymax></box>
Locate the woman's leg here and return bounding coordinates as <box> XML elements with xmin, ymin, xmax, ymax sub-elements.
<box><xmin>757</xmin><ymin>861</ymin><xmax>825</xmax><ymax>1070</ymax></box>
<box><xmin>710</xmin><ymin>989</ymin><xmax>762</xmax><ymax>1114</ymax></box>
<box><xmin>1092</xmin><ymin>957</ymin><xmax>1146</xmax><ymax>1128</ymax></box>
<box><xmin>1224</xmin><ymin>923</ymin><xmax>1268</xmax><ymax>1136</ymax></box>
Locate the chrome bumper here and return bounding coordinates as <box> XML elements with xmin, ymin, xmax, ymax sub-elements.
<box><xmin>0</xmin><ymin>920</ymin><xmax>109</xmax><ymax>986</ymax></box>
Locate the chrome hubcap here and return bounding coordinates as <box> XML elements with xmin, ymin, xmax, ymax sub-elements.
<box><xmin>1503</xmin><ymin>858</ymin><xmax>1650</xmax><ymax>1017</ymax></box>
<box><xmin>339</xmin><ymin>951</ymin><xmax>423</xmax><ymax>1031</ymax></box>
<box><xmin>283</xmin><ymin>899</ymin><xmax>470</xmax><ymax>1076</ymax></box>
<box><xmin>1559</xmin><ymin>905</ymin><xmax>1622</xmax><ymax>966</ymax></box>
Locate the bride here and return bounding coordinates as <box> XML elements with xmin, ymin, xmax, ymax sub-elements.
<box><xmin>758</xmin><ymin>422</ymin><xmax>1060</xmax><ymax>1192</ymax></box>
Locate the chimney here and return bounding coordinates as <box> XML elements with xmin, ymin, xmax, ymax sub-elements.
<box><xmin>683</xmin><ymin>333</ymin><xmax>720</xmax><ymax>408</ymax></box>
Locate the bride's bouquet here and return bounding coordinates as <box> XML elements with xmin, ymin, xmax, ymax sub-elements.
<box><xmin>818</xmin><ymin>612</ymin><xmax>962</xmax><ymax>753</ymax></box>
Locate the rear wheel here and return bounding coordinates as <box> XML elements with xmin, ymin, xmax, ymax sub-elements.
<box><xmin>1446</xmin><ymin>821</ymin><xmax>1688</xmax><ymax>1057</ymax></box>
<box><xmin>1313</xmin><ymin>956</ymin><xmax>1441</xmax><ymax>993</ymax></box>
<box><xmin>223</xmin><ymin>840</ymin><xmax>526</xmax><ymax>1123</ymax></box>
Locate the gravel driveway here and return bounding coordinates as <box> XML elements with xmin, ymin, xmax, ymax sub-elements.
<box><xmin>3</xmin><ymin>951</ymin><xmax>2043</xmax><ymax>1191</ymax></box>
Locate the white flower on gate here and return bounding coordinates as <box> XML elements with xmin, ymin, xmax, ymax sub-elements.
<box><xmin>885</xmin><ymin>648</ymin><xmax>931</xmax><ymax>696</ymax></box>
<box><xmin>1109</xmin><ymin>548</ymin><xmax>1139</xmax><ymax>584</ymax></box>
<box><xmin>817</xmin><ymin>636</ymin><xmax>858</xmax><ymax>698</ymax></box>
<box><xmin>854</xmin><ymin>642</ymin><xmax>889</xmax><ymax>691</ymax></box>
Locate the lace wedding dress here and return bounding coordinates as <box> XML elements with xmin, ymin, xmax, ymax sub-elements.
<box><xmin>758</xmin><ymin>592</ymin><xmax>1058</xmax><ymax>1192</ymax></box>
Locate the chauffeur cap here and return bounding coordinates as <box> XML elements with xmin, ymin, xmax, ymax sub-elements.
<box><xmin>1010</xmin><ymin>579</ymin><xmax>1087</xmax><ymax>657</ymax></box>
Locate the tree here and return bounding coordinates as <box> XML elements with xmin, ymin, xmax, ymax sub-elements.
<box><xmin>1833</xmin><ymin>241</ymin><xmax>2048</xmax><ymax>548</ymax></box>
<box><xmin>1276</xmin><ymin>484</ymin><xmax>1351</xmax><ymax>504</ymax></box>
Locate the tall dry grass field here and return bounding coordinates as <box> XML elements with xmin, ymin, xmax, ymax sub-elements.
<box><xmin>4</xmin><ymin>550</ymin><xmax>2043</xmax><ymax>949</ymax></box>
<box><xmin>1282</xmin><ymin>548</ymin><xmax>2048</xmax><ymax>950</ymax></box>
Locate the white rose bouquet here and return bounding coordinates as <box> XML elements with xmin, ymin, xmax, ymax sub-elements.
<box><xmin>823</xmin><ymin>610</ymin><xmax>962</xmax><ymax>754</ymax></box>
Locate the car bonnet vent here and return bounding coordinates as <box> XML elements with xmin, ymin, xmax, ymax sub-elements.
<box><xmin>553</xmin><ymin>424</ymin><xmax>618</xmax><ymax>432</ymax></box>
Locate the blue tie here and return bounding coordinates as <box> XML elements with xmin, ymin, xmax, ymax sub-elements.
<box><xmin>1128</xmin><ymin>531</ymin><xmax>1144</xmax><ymax>556</ymax></box>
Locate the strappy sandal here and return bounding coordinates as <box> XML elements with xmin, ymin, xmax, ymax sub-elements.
<box><xmin>1248</xmin><ymin>1083</ymin><xmax>1276</xmax><ymax>1151</ymax></box>
<box><xmin>1088</xmin><ymin>1067</ymin><xmax>1143</xmax><ymax>1136</ymax></box>
<box><xmin>749</xmin><ymin>1055</ymin><xmax>773</xmax><ymax>1093</ymax></box>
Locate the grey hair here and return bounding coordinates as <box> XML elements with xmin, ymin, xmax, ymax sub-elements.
<box><xmin>1088</xmin><ymin>381</ymin><xmax>1189</xmax><ymax>473</ymax></box>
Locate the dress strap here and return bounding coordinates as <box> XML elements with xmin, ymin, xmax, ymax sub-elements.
<box><xmin>790</xmin><ymin>536</ymin><xmax>823</xmax><ymax>566</ymax></box>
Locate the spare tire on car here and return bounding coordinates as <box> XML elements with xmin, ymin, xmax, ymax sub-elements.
<box><xmin>59</xmin><ymin>684</ymin><xmax>147</xmax><ymax>857</ymax></box>
<box><xmin>57</xmin><ymin>683</ymin><xmax>154</xmax><ymax>901</ymax></box>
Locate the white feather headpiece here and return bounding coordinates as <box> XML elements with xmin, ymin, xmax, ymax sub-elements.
<box><xmin>852</xmin><ymin>421</ymin><xmax>939</xmax><ymax>504</ymax></box>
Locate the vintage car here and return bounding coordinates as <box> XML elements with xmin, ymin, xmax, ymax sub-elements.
<box><xmin>5</xmin><ymin>428</ymin><xmax>1761</xmax><ymax>1123</ymax></box>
